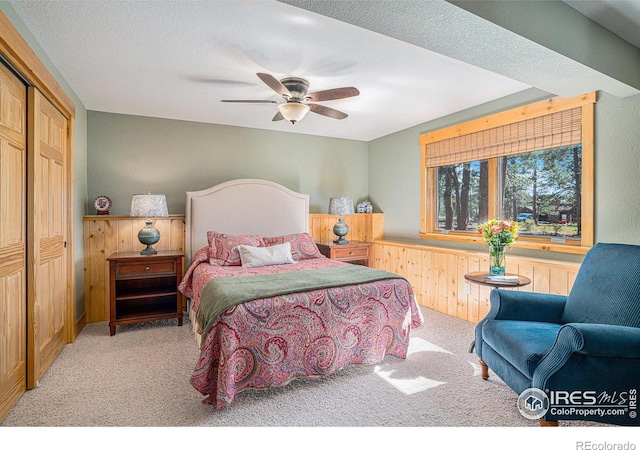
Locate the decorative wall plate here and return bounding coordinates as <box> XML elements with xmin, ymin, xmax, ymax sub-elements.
<box><xmin>93</xmin><ymin>195</ymin><xmax>112</xmax><ymax>215</ymax></box>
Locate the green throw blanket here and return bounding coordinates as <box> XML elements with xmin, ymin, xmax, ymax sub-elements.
<box><xmin>197</xmin><ymin>265</ymin><xmax>404</xmax><ymax>346</ymax></box>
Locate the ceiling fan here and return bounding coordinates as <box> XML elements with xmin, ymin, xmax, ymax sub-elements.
<box><xmin>221</xmin><ymin>72</ymin><xmax>360</xmax><ymax>124</ymax></box>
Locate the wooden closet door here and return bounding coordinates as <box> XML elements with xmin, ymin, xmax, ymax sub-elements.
<box><xmin>27</xmin><ymin>87</ymin><xmax>69</xmax><ymax>388</ymax></box>
<box><xmin>0</xmin><ymin>63</ymin><xmax>27</xmax><ymax>419</ymax></box>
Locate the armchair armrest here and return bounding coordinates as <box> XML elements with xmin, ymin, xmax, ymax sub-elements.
<box><xmin>562</xmin><ymin>323</ymin><xmax>640</xmax><ymax>358</ymax></box>
<box><xmin>533</xmin><ymin>323</ymin><xmax>640</xmax><ymax>388</ymax></box>
<box><xmin>486</xmin><ymin>289</ymin><xmax>567</xmax><ymax>323</ymax></box>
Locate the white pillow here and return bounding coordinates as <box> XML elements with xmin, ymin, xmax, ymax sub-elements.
<box><xmin>236</xmin><ymin>242</ymin><xmax>296</xmax><ymax>268</ymax></box>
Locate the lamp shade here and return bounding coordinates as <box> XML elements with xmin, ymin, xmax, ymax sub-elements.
<box><xmin>278</xmin><ymin>102</ymin><xmax>310</xmax><ymax>124</ymax></box>
<box><xmin>328</xmin><ymin>197</ymin><xmax>354</xmax><ymax>216</ymax></box>
<box><xmin>130</xmin><ymin>194</ymin><xmax>168</xmax><ymax>217</ymax></box>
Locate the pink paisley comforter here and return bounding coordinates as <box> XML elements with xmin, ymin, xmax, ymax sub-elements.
<box><xmin>179</xmin><ymin>248</ymin><xmax>424</xmax><ymax>409</ymax></box>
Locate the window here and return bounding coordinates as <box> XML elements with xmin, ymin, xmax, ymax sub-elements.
<box><xmin>420</xmin><ymin>93</ymin><xmax>595</xmax><ymax>254</ymax></box>
<box><xmin>436</xmin><ymin>160</ymin><xmax>488</xmax><ymax>232</ymax></box>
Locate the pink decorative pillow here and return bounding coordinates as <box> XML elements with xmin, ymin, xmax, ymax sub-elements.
<box><xmin>207</xmin><ymin>231</ymin><xmax>265</xmax><ymax>266</ymax></box>
<box><xmin>263</xmin><ymin>232</ymin><xmax>322</xmax><ymax>261</ymax></box>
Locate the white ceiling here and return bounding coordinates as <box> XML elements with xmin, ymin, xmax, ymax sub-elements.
<box><xmin>7</xmin><ymin>0</ymin><xmax>640</xmax><ymax>142</ymax></box>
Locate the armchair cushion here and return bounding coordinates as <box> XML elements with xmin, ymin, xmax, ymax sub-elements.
<box><xmin>475</xmin><ymin>290</ymin><xmax>566</xmax><ymax>361</ymax></box>
<box><xmin>482</xmin><ymin>320</ymin><xmax>561</xmax><ymax>378</ymax></box>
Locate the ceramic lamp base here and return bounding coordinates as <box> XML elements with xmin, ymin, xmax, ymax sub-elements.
<box><xmin>138</xmin><ymin>219</ymin><xmax>160</xmax><ymax>255</ymax></box>
<box><xmin>333</xmin><ymin>217</ymin><xmax>349</xmax><ymax>245</ymax></box>
<box><xmin>140</xmin><ymin>245</ymin><xmax>158</xmax><ymax>255</ymax></box>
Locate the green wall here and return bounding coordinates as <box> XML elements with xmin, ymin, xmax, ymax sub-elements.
<box><xmin>87</xmin><ymin>112</ymin><xmax>369</xmax><ymax>215</ymax></box>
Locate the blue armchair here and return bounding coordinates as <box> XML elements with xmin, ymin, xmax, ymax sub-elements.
<box><xmin>475</xmin><ymin>243</ymin><xmax>640</xmax><ymax>426</ymax></box>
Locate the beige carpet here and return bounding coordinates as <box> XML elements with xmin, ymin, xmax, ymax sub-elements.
<box><xmin>1</xmin><ymin>307</ymin><xmax>610</xmax><ymax>429</ymax></box>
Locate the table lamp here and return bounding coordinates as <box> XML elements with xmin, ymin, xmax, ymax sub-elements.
<box><xmin>328</xmin><ymin>196</ymin><xmax>354</xmax><ymax>245</ymax></box>
<box><xmin>130</xmin><ymin>193</ymin><xmax>168</xmax><ymax>255</ymax></box>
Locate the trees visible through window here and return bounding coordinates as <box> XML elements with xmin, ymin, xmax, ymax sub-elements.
<box><xmin>503</xmin><ymin>144</ymin><xmax>582</xmax><ymax>240</ymax></box>
<box><xmin>437</xmin><ymin>160</ymin><xmax>488</xmax><ymax>232</ymax></box>
<box><xmin>435</xmin><ymin>144</ymin><xmax>581</xmax><ymax>239</ymax></box>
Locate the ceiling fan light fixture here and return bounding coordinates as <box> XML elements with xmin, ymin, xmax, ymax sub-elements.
<box><xmin>222</xmin><ymin>73</ymin><xmax>355</xmax><ymax>123</ymax></box>
<box><xmin>277</xmin><ymin>102</ymin><xmax>310</xmax><ymax>124</ymax></box>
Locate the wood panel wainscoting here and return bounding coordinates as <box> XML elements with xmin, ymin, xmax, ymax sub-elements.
<box><xmin>83</xmin><ymin>213</ymin><xmax>382</xmax><ymax>323</ymax></box>
<box><xmin>370</xmin><ymin>240</ymin><xmax>580</xmax><ymax>324</ymax></box>
<box><xmin>309</xmin><ymin>213</ymin><xmax>384</xmax><ymax>243</ymax></box>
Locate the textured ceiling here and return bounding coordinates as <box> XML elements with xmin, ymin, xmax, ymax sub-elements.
<box><xmin>7</xmin><ymin>0</ymin><xmax>640</xmax><ymax>141</ymax></box>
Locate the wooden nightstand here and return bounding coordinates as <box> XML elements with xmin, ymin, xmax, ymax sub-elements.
<box><xmin>316</xmin><ymin>241</ymin><xmax>372</xmax><ymax>267</ymax></box>
<box><xmin>107</xmin><ymin>250</ymin><xmax>184</xmax><ymax>336</ymax></box>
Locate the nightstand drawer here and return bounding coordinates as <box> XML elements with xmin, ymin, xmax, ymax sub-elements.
<box><xmin>115</xmin><ymin>261</ymin><xmax>176</xmax><ymax>278</ymax></box>
<box><xmin>332</xmin><ymin>247</ymin><xmax>369</xmax><ymax>259</ymax></box>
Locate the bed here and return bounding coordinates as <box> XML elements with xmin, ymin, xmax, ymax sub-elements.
<box><xmin>179</xmin><ymin>179</ymin><xmax>424</xmax><ymax>409</ymax></box>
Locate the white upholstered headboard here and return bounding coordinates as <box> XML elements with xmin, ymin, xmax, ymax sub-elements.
<box><xmin>185</xmin><ymin>179</ymin><xmax>310</xmax><ymax>264</ymax></box>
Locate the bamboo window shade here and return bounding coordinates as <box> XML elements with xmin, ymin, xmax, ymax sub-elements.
<box><xmin>425</xmin><ymin>107</ymin><xmax>582</xmax><ymax>167</ymax></box>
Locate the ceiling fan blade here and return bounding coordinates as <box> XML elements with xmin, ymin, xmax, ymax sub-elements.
<box><xmin>220</xmin><ymin>99</ymin><xmax>278</xmax><ymax>103</ymax></box>
<box><xmin>272</xmin><ymin>111</ymin><xmax>284</xmax><ymax>122</ymax></box>
<box><xmin>309</xmin><ymin>103</ymin><xmax>348</xmax><ymax>119</ymax></box>
<box><xmin>306</xmin><ymin>87</ymin><xmax>359</xmax><ymax>102</ymax></box>
<box><xmin>257</xmin><ymin>73</ymin><xmax>291</xmax><ymax>97</ymax></box>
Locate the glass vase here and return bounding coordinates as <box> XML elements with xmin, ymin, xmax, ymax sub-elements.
<box><xmin>490</xmin><ymin>247</ymin><xmax>506</xmax><ymax>275</ymax></box>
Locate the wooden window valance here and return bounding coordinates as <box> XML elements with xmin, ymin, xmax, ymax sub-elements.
<box><xmin>425</xmin><ymin>107</ymin><xmax>582</xmax><ymax>167</ymax></box>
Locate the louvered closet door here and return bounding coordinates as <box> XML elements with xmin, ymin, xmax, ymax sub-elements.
<box><xmin>0</xmin><ymin>63</ymin><xmax>27</xmax><ymax>419</ymax></box>
<box><xmin>27</xmin><ymin>87</ymin><xmax>69</xmax><ymax>388</ymax></box>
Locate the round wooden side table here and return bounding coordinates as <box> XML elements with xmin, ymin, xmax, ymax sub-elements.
<box><xmin>464</xmin><ymin>271</ymin><xmax>531</xmax><ymax>289</ymax></box>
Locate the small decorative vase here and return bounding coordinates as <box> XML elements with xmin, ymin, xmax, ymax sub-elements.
<box><xmin>490</xmin><ymin>247</ymin><xmax>506</xmax><ymax>275</ymax></box>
